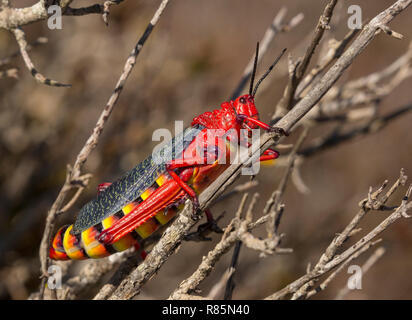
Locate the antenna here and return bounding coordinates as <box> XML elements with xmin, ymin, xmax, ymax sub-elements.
<box><xmin>252</xmin><ymin>48</ymin><xmax>287</xmax><ymax>97</ymax></box>
<box><xmin>249</xmin><ymin>42</ymin><xmax>260</xmax><ymax>96</ymax></box>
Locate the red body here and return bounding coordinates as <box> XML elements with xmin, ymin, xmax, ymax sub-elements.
<box><xmin>49</xmin><ymin>94</ymin><xmax>280</xmax><ymax>260</ymax></box>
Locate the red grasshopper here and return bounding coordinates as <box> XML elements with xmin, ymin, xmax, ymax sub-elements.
<box><xmin>49</xmin><ymin>44</ymin><xmax>287</xmax><ymax>260</ymax></box>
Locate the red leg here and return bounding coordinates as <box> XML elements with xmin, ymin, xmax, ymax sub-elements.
<box><xmin>259</xmin><ymin>148</ymin><xmax>280</xmax><ymax>162</ymax></box>
<box><xmin>166</xmin><ymin>153</ymin><xmax>219</xmax><ymax>213</ymax></box>
<box><xmin>168</xmin><ymin>157</ymin><xmax>208</xmax><ymax>169</ymax></box>
<box><xmin>98</xmin><ymin>179</ymin><xmax>186</xmax><ymax>244</ymax></box>
<box><xmin>140</xmin><ymin>250</ymin><xmax>147</xmax><ymax>260</ymax></box>
<box><xmin>238</xmin><ymin>115</ymin><xmax>289</xmax><ymax>136</ymax></box>
<box><xmin>167</xmin><ymin>168</ymin><xmax>199</xmax><ymax>211</ymax></box>
<box><xmin>204</xmin><ymin>209</ymin><xmax>224</xmax><ymax>233</ymax></box>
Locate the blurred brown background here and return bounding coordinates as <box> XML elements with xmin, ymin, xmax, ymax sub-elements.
<box><xmin>0</xmin><ymin>0</ymin><xmax>411</xmax><ymax>299</ymax></box>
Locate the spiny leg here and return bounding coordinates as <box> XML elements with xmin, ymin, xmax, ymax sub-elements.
<box><xmin>166</xmin><ymin>153</ymin><xmax>215</xmax><ymax>218</ymax></box>
<box><xmin>167</xmin><ymin>167</ymin><xmax>200</xmax><ymax>216</ymax></box>
<box><xmin>98</xmin><ymin>180</ymin><xmax>186</xmax><ymax>244</ymax></box>
<box><xmin>237</xmin><ymin>114</ymin><xmax>289</xmax><ymax>136</ymax></box>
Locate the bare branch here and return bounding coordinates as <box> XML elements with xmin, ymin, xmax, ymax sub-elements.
<box><xmin>274</xmin><ymin>0</ymin><xmax>338</xmax><ymax>117</ymax></box>
<box><xmin>12</xmin><ymin>28</ymin><xmax>71</xmax><ymax>87</ymax></box>
<box><xmin>334</xmin><ymin>247</ymin><xmax>386</xmax><ymax>300</ymax></box>
<box><xmin>266</xmin><ymin>171</ymin><xmax>410</xmax><ymax>300</ymax></box>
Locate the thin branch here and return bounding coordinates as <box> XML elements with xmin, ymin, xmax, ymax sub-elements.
<box><xmin>0</xmin><ymin>0</ymin><xmax>122</xmax><ymax>29</ymax></box>
<box><xmin>266</xmin><ymin>172</ymin><xmax>410</xmax><ymax>300</ymax></box>
<box><xmin>304</xmin><ymin>240</ymin><xmax>383</xmax><ymax>299</ymax></box>
<box><xmin>265</xmin><ymin>128</ymin><xmax>308</xmax><ymax>238</ymax></box>
<box><xmin>334</xmin><ymin>247</ymin><xmax>386</xmax><ymax>300</ymax></box>
<box><xmin>296</xmin><ymin>28</ymin><xmax>359</xmax><ymax>99</ymax></box>
<box><xmin>224</xmin><ymin>193</ymin><xmax>260</xmax><ymax>300</ymax></box>
<box><xmin>12</xmin><ymin>27</ymin><xmax>71</xmax><ymax>87</ymax></box>
<box><xmin>299</xmin><ymin>103</ymin><xmax>412</xmax><ymax>158</ymax></box>
<box><xmin>274</xmin><ymin>0</ymin><xmax>338</xmax><ymax>117</ymax></box>
<box><xmin>63</xmin><ymin>0</ymin><xmax>124</xmax><ymax>26</ymax></box>
<box><xmin>0</xmin><ymin>36</ymin><xmax>47</xmax><ymax>67</ymax></box>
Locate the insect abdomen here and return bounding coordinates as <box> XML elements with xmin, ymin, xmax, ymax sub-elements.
<box><xmin>50</xmin><ymin>174</ymin><xmax>179</xmax><ymax>260</ymax></box>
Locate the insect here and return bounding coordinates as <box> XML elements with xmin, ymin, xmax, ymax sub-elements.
<box><xmin>49</xmin><ymin>44</ymin><xmax>287</xmax><ymax>261</ymax></box>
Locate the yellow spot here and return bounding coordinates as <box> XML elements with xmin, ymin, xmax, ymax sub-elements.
<box><xmin>122</xmin><ymin>203</ymin><xmax>137</xmax><ymax>215</ymax></box>
<box><xmin>63</xmin><ymin>225</ymin><xmax>86</xmax><ymax>260</ymax></box>
<box><xmin>135</xmin><ymin>219</ymin><xmax>159</xmax><ymax>239</ymax></box>
<box><xmin>156</xmin><ymin>174</ymin><xmax>168</xmax><ymax>186</ymax></box>
<box><xmin>261</xmin><ymin>159</ymin><xmax>276</xmax><ymax>166</ymax></box>
<box><xmin>81</xmin><ymin>227</ymin><xmax>109</xmax><ymax>259</ymax></box>
<box><xmin>141</xmin><ymin>188</ymin><xmax>155</xmax><ymax>201</ymax></box>
<box><xmin>155</xmin><ymin>208</ymin><xmax>177</xmax><ymax>225</ymax></box>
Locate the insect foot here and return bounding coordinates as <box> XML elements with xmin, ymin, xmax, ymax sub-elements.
<box><xmin>185</xmin><ymin>210</ymin><xmax>224</xmax><ymax>242</ymax></box>
<box><xmin>184</xmin><ymin>220</ymin><xmax>223</xmax><ymax>242</ymax></box>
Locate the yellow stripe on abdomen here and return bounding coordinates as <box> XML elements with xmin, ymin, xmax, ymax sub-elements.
<box><xmin>81</xmin><ymin>226</ymin><xmax>110</xmax><ymax>259</ymax></box>
<box><xmin>63</xmin><ymin>225</ymin><xmax>87</xmax><ymax>260</ymax></box>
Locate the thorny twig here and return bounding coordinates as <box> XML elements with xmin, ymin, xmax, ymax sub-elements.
<box><xmin>169</xmin><ymin>194</ymin><xmax>291</xmax><ymax>300</ymax></box>
<box><xmin>274</xmin><ymin>0</ymin><xmax>338</xmax><ymax>119</ymax></box>
<box><xmin>334</xmin><ymin>246</ymin><xmax>386</xmax><ymax>300</ymax></box>
<box><xmin>0</xmin><ymin>0</ymin><xmax>125</xmax><ymax>86</ymax></box>
<box><xmin>265</xmin><ymin>170</ymin><xmax>410</xmax><ymax>300</ymax></box>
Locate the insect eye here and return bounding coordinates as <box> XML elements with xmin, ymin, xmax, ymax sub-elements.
<box><xmin>239</xmin><ymin>97</ymin><xmax>246</xmax><ymax>104</ymax></box>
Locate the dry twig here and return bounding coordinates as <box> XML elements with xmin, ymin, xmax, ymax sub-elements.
<box><xmin>265</xmin><ymin>170</ymin><xmax>410</xmax><ymax>300</ymax></box>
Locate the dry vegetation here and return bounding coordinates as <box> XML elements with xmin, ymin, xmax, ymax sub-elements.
<box><xmin>0</xmin><ymin>0</ymin><xmax>412</xmax><ymax>300</ymax></box>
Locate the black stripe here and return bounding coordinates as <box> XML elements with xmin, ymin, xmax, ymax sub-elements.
<box><xmin>75</xmin><ymin>232</ymin><xmax>90</xmax><ymax>258</ymax></box>
<box><xmin>151</xmin><ymin>215</ymin><xmax>162</xmax><ymax>227</ymax></box>
<box><xmin>80</xmin><ymin>247</ymin><xmax>89</xmax><ymax>259</ymax></box>
<box><xmin>74</xmin><ymin>230</ymin><xmax>82</xmax><ymax>247</ymax></box>
<box><xmin>115</xmin><ymin>211</ymin><xmax>125</xmax><ymax>219</ymax></box>
<box><xmin>105</xmin><ymin>244</ymin><xmax>118</xmax><ymax>255</ymax></box>
<box><xmin>136</xmin><ymin>23</ymin><xmax>154</xmax><ymax>51</ymax></box>
<box><xmin>130</xmin><ymin>230</ymin><xmax>141</xmax><ymax>240</ymax></box>
<box><xmin>95</xmin><ymin>223</ymin><xmax>103</xmax><ymax>233</ymax></box>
